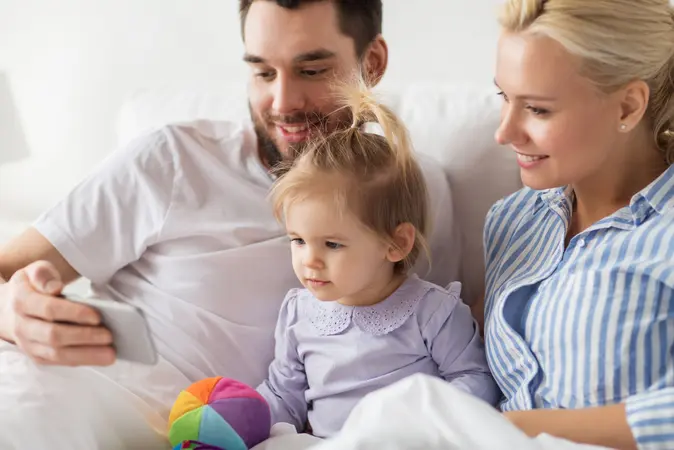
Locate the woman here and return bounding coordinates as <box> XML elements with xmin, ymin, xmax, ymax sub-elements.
<box><xmin>484</xmin><ymin>0</ymin><xmax>674</xmax><ymax>449</ymax></box>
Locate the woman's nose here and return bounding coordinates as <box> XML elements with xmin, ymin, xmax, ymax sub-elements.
<box><xmin>494</xmin><ymin>106</ymin><xmax>526</xmax><ymax>147</ymax></box>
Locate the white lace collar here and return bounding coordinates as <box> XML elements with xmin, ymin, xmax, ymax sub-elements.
<box><xmin>302</xmin><ymin>275</ymin><xmax>435</xmax><ymax>336</ymax></box>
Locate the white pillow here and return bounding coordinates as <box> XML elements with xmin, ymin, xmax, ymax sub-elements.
<box><xmin>377</xmin><ymin>84</ymin><xmax>521</xmax><ymax>300</ymax></box>
<box><xmin>115</xmin><ymin>83</ymin><xmax>521</xmax><ymax>301</ymax></box>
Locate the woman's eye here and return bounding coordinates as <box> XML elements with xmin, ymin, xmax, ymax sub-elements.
<box><xmin>527</xmin><ymin>106</ymin><xmax>549</xmax><ymax>116</ymax></box>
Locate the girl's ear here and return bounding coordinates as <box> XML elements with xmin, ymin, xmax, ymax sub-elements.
<box><xmin>386</xmin><ymin>223</ymin><xmax>416</xmax><ymax>263</ymax></box>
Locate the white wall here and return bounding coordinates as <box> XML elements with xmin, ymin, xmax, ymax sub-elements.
<box><xmin>0</xmin><ymin>0</ymin><xmax>502</xmax><ymax>225</ymax></box>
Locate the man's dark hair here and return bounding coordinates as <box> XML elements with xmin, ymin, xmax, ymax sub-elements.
<box><xmin>239</xmin><ymin>0</ymin><xmax>383</xmax><ymax>57</ymax></box>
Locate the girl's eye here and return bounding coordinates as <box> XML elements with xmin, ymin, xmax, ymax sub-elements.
<box><xmin>326</xmin><ymin>241</ymin><xmax>343</xmax><ymax>249</ymax></box>
<box><xmin>291</xmin><ymin>238</ymin><xmax>305</xmax><ymax>245</ymax></box>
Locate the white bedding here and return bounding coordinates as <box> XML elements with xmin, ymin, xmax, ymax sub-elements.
<box><xmin>255</xmin><ymin>375</ymin><xmax>613</xmax><ymax>450</ymax></box>
<box><xmin>0</xmin><ymin>341</ymin><xmax>171</xmax><ymax>450</ymax></box>
<box><xmin>1</xmin><ymin>342</ymin><xmax>612</xmax><ymax>450</ymax></box>
<box><xmin>311</xmin><ymin>374</ymin><xmax>613</xmax><ymax>450</ymax></box>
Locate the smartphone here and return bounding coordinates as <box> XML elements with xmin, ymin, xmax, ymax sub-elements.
<box><xmin>60</xmin><ymin>294</ymin><xmax>158</xmax><ymax>365</ymax></box>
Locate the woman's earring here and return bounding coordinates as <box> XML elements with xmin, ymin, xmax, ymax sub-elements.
<box><xmin>620</xmin><ymin>124</ymin><xmax>627</xmax><ymax>131</ymax></box>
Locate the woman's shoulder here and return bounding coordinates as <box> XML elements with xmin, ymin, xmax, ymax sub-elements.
<box><xmin>484</xmin><ymin>186</ymin><xmax>550</xmax><ymax>249</ymax></box>
<box><xmin>486</xmin><ymin>187</ymin><xmax>542</xmax><ymax>226</ymax></box>
<box><xmin>630</xmin><ymin>205</ymin><xmax>674</xmax><ymax>281</ymax></box>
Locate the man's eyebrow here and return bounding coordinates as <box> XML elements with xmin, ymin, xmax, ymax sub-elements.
<box><xmin>243</xmin><ymin>53</ymin><xmax>265</xmax><ymax>64</ymax></box>
<box><xmin>244</xmin><ymin>49</ymin><xmax>336</xmax><ymax>65</ymax></box>
<box><xmin>293</xmin><ymin>49</ymin><xmax>336</xmax><ymax>63</ymax></box>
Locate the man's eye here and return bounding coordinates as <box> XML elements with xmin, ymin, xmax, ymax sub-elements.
<box><xmin>256</xmin><ymin>71</ymin><xmax>275</xmax><ymax>80</ymax></box>
<box><xmin>301</xmin><ymin>68</ymin><xmax>328</xmax><ymax>77</ymax></box>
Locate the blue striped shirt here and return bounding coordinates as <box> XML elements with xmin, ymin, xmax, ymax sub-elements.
<box><xmin>484</xmin><ymin>164</ymin><xmax>674</xmax><ymax>450</ymax></box>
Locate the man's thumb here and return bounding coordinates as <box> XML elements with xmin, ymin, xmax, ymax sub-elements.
<box><xmin>24</xmin><ymin>261</ymin><xmax>63</xmax><ymax>295</ymax></box>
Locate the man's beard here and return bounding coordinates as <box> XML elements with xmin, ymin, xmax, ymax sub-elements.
<box><xmin>254</xmin><ymin>122</ymin><xmax>299</xmax><ymax>169</ymax></box>
<box><xmin>250</xmin><ymin>104</ymin><xmax>349</xmax><ymax>170</ymax></box>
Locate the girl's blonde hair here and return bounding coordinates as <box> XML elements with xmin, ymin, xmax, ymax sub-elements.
<box><xmin>270</xmin><ymin>78</ymin><xmax>430</xmax><ymax>273</ymax></box>
<box><xmin>500</xmin><ymin>0</ymin><xmax>674</xmax><ymax>164</ymax></box>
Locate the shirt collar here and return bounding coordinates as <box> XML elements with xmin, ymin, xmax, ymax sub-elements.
<box><xmin>305</xmin><ymin>274</ymin><xmax>432</xmax><ymax>336</ymax></box>
<box><xmin>630</xmin><ymin>163</ymin><xmax>674</xmax><ymax>219</ymax></box>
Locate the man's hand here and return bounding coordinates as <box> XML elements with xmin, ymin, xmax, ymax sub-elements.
<box><xmin>0</xmin><ymin>261</ymin><xmax>115</xmax><ymax>366</ymax></box>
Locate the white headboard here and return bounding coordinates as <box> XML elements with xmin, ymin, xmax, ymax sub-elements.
<box><xmin>116</xmin><ymin>83</ymin><xmax>521</xmax><ymax>302</ymax></box>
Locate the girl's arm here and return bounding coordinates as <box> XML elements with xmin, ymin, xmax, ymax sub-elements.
<box><xmin>423</xmin><ymin>284</ymin><xmax>500</xmax><ymax>406</ymax></box>
<box><xmin>256</xmin><ymin>290</ymin><xmax>309</xmax><ymax>432</ymax></box>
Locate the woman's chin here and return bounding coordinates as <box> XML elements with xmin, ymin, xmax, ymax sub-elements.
<box><xmin>520</xmin><ymin>173</ymin><xmax>564</xmax><ymax>192</ymax></box>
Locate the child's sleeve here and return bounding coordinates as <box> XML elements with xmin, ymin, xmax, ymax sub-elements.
<box><xmin>421</xmin><ymin>283</ymin><xmax>500</xmax><ymax>407</ymax></box>
<box><xmin>256</xmin><ymin>289</ymin><xmax>309</xmax><ymax>432</ymax></box>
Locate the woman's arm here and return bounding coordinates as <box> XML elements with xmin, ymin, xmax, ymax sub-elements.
<box><xmin>504</xmin><ymin>404</ymin><xmax>636</xmax><ymax>450</ymax></box>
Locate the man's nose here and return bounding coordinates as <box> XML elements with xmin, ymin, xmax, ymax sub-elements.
<box><xmin>272</xmin><ymin>73</ymin><xmax>306</xmax><ymax>115</ymax></box>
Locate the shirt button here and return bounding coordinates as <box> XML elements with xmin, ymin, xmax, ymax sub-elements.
<box><xmin>578</xmin><ymin>239</ymin><xmax>586</xmax><ymax>248</ymax></box>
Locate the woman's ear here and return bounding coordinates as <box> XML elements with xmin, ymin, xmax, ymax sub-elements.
<box><xmin>386</xmin><ymin>223</ymin><xmax>416</xmax><ymax>263</ymax></box>
<box><xmin>616</xmin><ymin>79</ymin><xmax>650</xmax><ymax>133</ymax></box>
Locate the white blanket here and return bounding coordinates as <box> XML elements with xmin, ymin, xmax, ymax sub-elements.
<box><xmin>255</xmin><ymin>374</ymin><xmax>614</xmax><ymax>450</ymax></box>
<box><xmin>308</xmin><ymin>374</ymin><xmax>613</xmax><ymax>450</ymax></box>
<box><xmin>0</xmin><ymin>341</ymin><xmax>170</xmax><ymax>450</ymax></box>
<box><xmin>0</xmin><ymin>343</ymin><xmax>613</xmax><ymax>450</ymax></box>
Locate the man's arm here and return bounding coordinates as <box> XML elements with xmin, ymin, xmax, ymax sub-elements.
<box><xmin>0</xmin><ymin>227</ymin><xmax>79</xmax><ymax>284</ymax></box>
<box><xmin>0</xmin><ymin>228</ymin><xmax>114</xmax><ymax>365</ymax></box>
<box><xmin>0</xmin><ymin>129</ymin><xmax>176</xmax><ymax>367</ymax></box>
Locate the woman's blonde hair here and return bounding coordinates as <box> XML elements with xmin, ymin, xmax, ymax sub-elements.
<box><xmin>499</xmin><ymin>0</ymin><xmax>674</xmax><ymax>164</ymax></box>
<box><xmin>269</xmin><ymin>78</ymin><xmax>429</xmax><ymax>273</ymax></box>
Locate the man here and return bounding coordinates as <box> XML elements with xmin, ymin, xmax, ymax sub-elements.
<box><xmin>0</xmin><ymin>1</ymin><xmax>458</xmax><ymax>447</ymax></box>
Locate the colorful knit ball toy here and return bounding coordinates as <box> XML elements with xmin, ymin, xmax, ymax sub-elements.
<box><xmin>168</xmin><ymin>376</ymin><xmax>271</xmax><ymax>450</ymax></box>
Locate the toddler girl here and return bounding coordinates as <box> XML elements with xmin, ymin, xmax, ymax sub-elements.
<box><xmin>256</xmin><ymin>82</ymin><xmax>498</xmax><ymax>438</ymax></box>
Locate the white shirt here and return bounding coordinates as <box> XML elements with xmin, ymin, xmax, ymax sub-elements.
<box><xmin>33</xmin><ymin>119</ymin><xmax>459</xmax><ymax>415</ymax></box>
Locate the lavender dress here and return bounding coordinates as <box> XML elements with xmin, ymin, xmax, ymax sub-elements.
<box><xmin>256</xmin><ymin>275</ymin><xmax>498</xmax><ymax>438</ymax></box>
